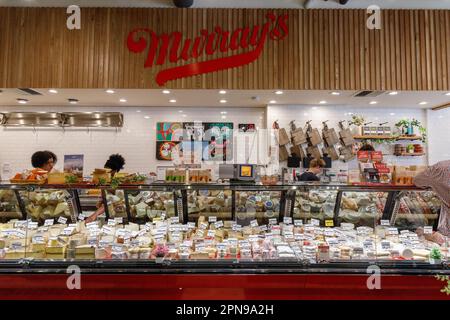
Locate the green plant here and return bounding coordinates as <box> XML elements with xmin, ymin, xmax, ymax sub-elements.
<box><xmin>98</xmin><ymin>177</ymin><xmax>107</xmax><ymax>185</ymax></box>
<box><xmin>110</xmin><ymin>177</ymin><xmax>121</xmax><ymax>189</ymax></box>
<box><xmin>435</xmin><ymin>275</ymin><xmax>450</xmax><ymax>295</ymax></box>
<box><xmin>395</xmin><ymin>119</ymin><xmax>410</xmax><ymax>129</ymax></box>
<box><xmin>395</xmin><ymin>118</ymin><xmax>427</xmax><ymax>142</ymax></box>
<box><xmin>349</xmin><ymin>114</ymin><xmax>365</xmax><ymax>126</ymax></box>
<box><xmin>430</xmin><ymin>248</ymin><xmax>443</xmax><ymax>260</ymax></box>
<box><xmin>64</xmin><ymin>175</ymin><xmax>78</xmax><ymax>184</ymax></box>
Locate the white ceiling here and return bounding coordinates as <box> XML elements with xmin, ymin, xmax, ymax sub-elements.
<box><xmin>0</xmin><ymin>89</ymin><xmax>448</xmax><ymax>109</ymax></box>
<box><xmin>0</xmin><ymin>0</ymin><xmax>449</xmax><ymax>9</ymax></box>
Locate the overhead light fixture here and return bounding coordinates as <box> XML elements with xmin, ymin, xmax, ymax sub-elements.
<box><xmin>319</xmin><ymin>101</ymin><xmax>327</xmax><ymax>104</ymax></box>
<box><xmin>48</xmin><ymin>89</ymin><xmax>58</xmax><ymax>94</ymax></box>
<box><xmin>388</xmin><ymin>91</ymin><xmax>398</xmax><ymax>95</ymax></box>
<box><xmin>169</xmin><ymin>99</ymin><xmax>177</xmax><ymax>103</ymax></box>
<box><xmin>220</xmin><ymin>111</ymin><xmax>227</xmax><ymax>114</ymax></box>
<box><xmin>144</xmin><ymin>116</ymin><xmax>150</xmax><ymax>119</ymax></box>
<box><xmin>162</xmin><ymin>90</ymin><xmax>171</xmax><ymax>94</ymax></box>
<box><xmin>136</xmin><ymin>110</ymin><xmax>141</xmax><ymax>113</ymax></box>
<box><xmin>275</xmin><ymin>91</ymin><xmax>283</xmax><ymax>95</ymax></box>
<box><xmin>219</xmin><ymin>99</ymin><xmax>227</xmax><ymax>104</ymax></box>
<box><xmin>106</xmin><ymin>89</ymin><xmax>115</xmax><ymax>94</ymax></box>
<box><xmin>390</xmin><ymin>113</ymin><xmax>396</xmax><ymax>116</ymax></box>
<box><xmin>445</xmin><ymin>92</ymin><xmax>450</xmax><ymax>96</ymax></box>
<box><xmin>221</xmin><ymin>115</ymin><xmax>226</xmax><ymax>119</ymax></box>
<box><xmin>178</xmin><ymin>110</ymin><xmax>183</xmax><ymax>113</ymax></box>
<box><xmin>173</xmin><ymin>0</ymin><xmax>194</xmax><ymax>8</ymax></box>
<box><xmin>17</xmin><ymin>98</ymin><xmax>28</xmax><ymax>104</ymax></box>
<box><xmin>182</xmin><ymin>114</ymin><xmax>187</xmax><ymax>118</ymax></box>
<box><xmin>330</xmin><ymin>92</ymin><xmax>340</xmax><ymax>96</ymax></box>
<box><xmin>269</xmin><ymin>100</ymin><xmax>277</xmax><ymax>104</ymax></box>
<box><xmin>369</xmin><ymin>101</ymin><xmax>378</xmax><ymax>105</ymax></box>
<box><xmin>219</xmin><ymin>90</ymin><xmax>227</xmax><ymax>94</ymax></box>
<box><xmin>119</xmin><ymin>98</ymin><xmax>127</xmax><ymax>103</ymax></box>
<box><xmin>419</xmin><ymin>101</ymin><xmax>428</xmax><ymax>105</ymax></box>
<box><xmin>68</xmin><ymin>98</ymin><xmax>79</xmax><ymax>104</ymax></box>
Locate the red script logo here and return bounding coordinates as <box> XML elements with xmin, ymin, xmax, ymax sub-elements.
<box><xmin>127</xmin><ymin>12</ymin><xmax>289</xmax><ymax>86</ymax></box>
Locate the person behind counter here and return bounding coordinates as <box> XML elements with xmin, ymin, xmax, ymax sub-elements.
<box><xmin>31</xmin><ymin>150</ymin><xmax>58</xmax><ymax>172</ymax></box>
<box><xmin>414</xmin><ymin>160</ymin><xmax>450</xmax><ymax>243</ymax></box>
<box><xmin>358</xmin><ymin>143</ymin><xmax>375</xmax><ymax>152</ymax></box>
<box><xmin>297</xmin><ymin>158</ymin><xmax>326</xmax><ymax>182</ymax></box>
<box><xmin>85</xmin><ymin>154</ymin><xmax>126</xmax><ymax>223</ymax></box>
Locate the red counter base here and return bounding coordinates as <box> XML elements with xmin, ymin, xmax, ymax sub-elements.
<box><xmin>0</xmin><ymin>274</ymin><xmax>448</xmax><ymax>300</ymax></box>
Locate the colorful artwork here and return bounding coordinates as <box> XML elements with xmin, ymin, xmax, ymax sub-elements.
<box><xmin>156</xmin><ymin>141</ymin><xmax>180</xmax><ymax>161</ymax></box>
<box><xmin>156</xmin><ymin>122</ymin><xmax>183</xmax><ymax>141</ymax></box>
<box><xmin>183</xmin><ymin>122</ymin><xmax>205</xmax><ymax>141</ymax></box>
<box><xmin>238</xmin><ymin>123</ymin><xmax>256</xmax><ymax>132</ymax></box>
<box><xmin>63</xmin><ymin>154</ymin><xmax>84</xmax><ymax>178</ymax></box>
<box><xmin>204</xmin><ymin>122</ymin><xmax>233</xmax><ymax>161</ymax></box>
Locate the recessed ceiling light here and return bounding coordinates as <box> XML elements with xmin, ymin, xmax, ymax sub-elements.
<box><xmin>68</xmin><ymin>98</ymin><xmax>78</xmax><ymax>104</ymax></box>
<box><xmin>319</xmin><ymin>101</ymin><xmax>327</xmax><ymax>104</ymax></box>
<box><xmin>48</xmin><ymin>89</ymin><xmax>58</xmax><ymax>94</ymax></box>
<box><xmin>220</xmin><ymin>111</ymin><xmax>227</xmax><ymax>114</ymax></box>
<box><xmin>269</xmin><ymin>100</ymin><xmax>277</xmax><ymax>104</ymax></box>
<box><xmin>119</xmin><ymin>98</ymin><xmax>127</xmax><ymax>103</ymax></box>
<box><xmin>419</xmin><ymin>101</ymin><xmax>428</xmax><ymax>105</ymax></box>
<box><xmin>162</xmin><ymin>90</ymin><xmax>171</xmax><ymax>94</ymax></box>
<box><xmin>169</xmin><ymin>99</ymin><xmax>177</xmax><ymax>103</ymax></box>
<box><xmin>220</xmin><ymin>99</ymin><xmax>227</xmax><ymax>103</ymax></box>
<box><xmin>445</xmin><ymin>92</ymin><xmax>450</xmax><ymax>96</ymax></box>
<box><xmin>330</xmin><ymin>92</ymin><xmax>340</xmax><ymax>96</ymax></box>
<box><xmin>178</xmin><ymin>110</ymin><xmax>183</xmax><ymax>113</ymax></box>
<box><xmin>136</xmin><ymin>110</ymin><xmax>141</xmax><ymax>113</ymax></box>
<box><xmin>369</xmin><ymin>101</ymin><xmax>378</xmax><ymax>105</ymax></box>
<box><xmin>388</xmin><ymin>91</ymin><xmax>398</xmax><ymax>95</ymax></box>
<box><xmin>106</xmin><ymin>89</ymin><xmax>115</xmax><ymax>94</ymax></box>
<box><xmin>17</xmin><ymin>98</ymin><xmax>28</xmax><ymax>104</ymax></box>
<box><xmin>390</xmin><ymin>113</ymin><xmax>395</xmax><ymax>116</ymax></box>
<box><xmin>275</xmin><ymin>91</ymin><xmax>283</xmax><ymax>95</ymax></box>
<box><xmin>38</xmin><ymin>111</ymin><xmax>46</xmax><ymax>114</ymax></box>
<box><xmin>219</xmin><ymin>90</ymin><xmax>227</xmax><ymax>94</ymax></box>
<box><xmin>182</xmin><ymin>114</ymin><xmax>187</xmax><ymax>118</ymax></box>
<box><xmin>144</xmin><ymin>116</ymin><xmax>150</xmax><ymax>119</ymax></box>
<box><xmin>312</xmin><ymin>107</ymin><xmax>318</xmax><ymax>110</ymax></box>
<box><xmin>221</xmin><ymin>115</ymin><xmax>226</xmax><ymax>119</ymax></box>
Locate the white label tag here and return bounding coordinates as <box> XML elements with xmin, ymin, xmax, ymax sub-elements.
<box><xmin>200</xmin><ymin>222</ymin><xmax>208</xmax><ymax>230</ymax></box>
<box><xmin>108</xmin><ymin>219</ymin><xmax>117</xmax><ymax>226</ymax></box>
<box><xmin>381</xmin><ymin>240</ymin><xmax>391</xmax><ymax>250</ymax></box>
<box><xmin>424</xmin><ymin>226</ymin><xmax>433</xmax><ymax>234</ymax></box>
<box><xmin>170</xmin><ymin>217</ymin><xmax>179</xmax><ymax>224</ymax></box>
<box><xmin>208</xmin><ymin>216</ymin><xmax>217</xmax><ymax>223</ymax></box>
<box><xmin>187</xmin><ymin>222</ymin><xmax>196</xmax><ymax>229</ymax></box>
<box><xmin>388</xmin><ymin>227</ymin><xmax>399</xmax><ymax>235</ymax></box>
<box><xmin>61</xmin><ymin>227</ymin><xmax>75</xmax><ymax>236</ymax></box>
<box><xmin>311</xmin><ymin>219</ymin><xmax>320</xmax><ymax>226</ymax></box>
<box><xmin>86</xmin><ymin>221</ymin><xmax>99</xmax><ymax>228</ymax></box>
<box><xmin>250</xmin><ymin>219</ymin><xmax>259</xmax><ymax>227</ymax></box>
<box><xmin>380</xmin><ymin>220</ymin><xmax>390</xmax><ymax>226</ymax></box>
<box><xmin>294</xmin><ymin>220</ymin><xmax>303</xmax><ymax>226</ymax></box>
<box><xmin>207</xmin><ymin>230</ymin><xmax>216</xmax><ymax>237</ymax></box>
<box><xmin>214</xmin><ymin>221</ymin><xmax>224</xmax><ymax>229</ymax></box>
<box><xmin>259</xmin><ymin>225</ymin><xmax>268</xmax><ymax>232</ymax></box>
<box><xmin>112</xmin><ymin>245</ymin><xmax>124</xmax><ymax>252</ymax></box>
<box><xmin>78</xmin><ymin>214</ymin><xmax>85</xmax><ymax>221</ymax></box>
<box><xmin>283</xmin><ymin>217</ymin><xmax>292</xmax><ymax>225</ymax></box>
<box><xmin>232</xmin><ymin>224</ymin><xmax>242</xmax><ymax>231</ymax></box>
<box><xmin>32</xmin><ymin>235</ymin><xmax>45</xmax><ymax>244</ymax></box>
<box><xmin>44</xmin><ymin>219</ymin><xmax>54</xmax><ymax>227</ymax></box>
<box><xmin>28</xmin><ymin>222</ymin><xmax>38</xmax><ymax>230</ymax></box>
<box><xmin>102</xmin><ymin>226</ymin><xmax>114</xmax><ymax>235</ymax></box>
<box><xmin>160</xmin><ymin>213</ymin><xmax>166</xmax><ymax>220</ymax></box>
<box><xmin>14</xmin><ymin>221</ymin><xmax>27</xmax><ymax>228</ymax></box>
<box><xmin>115</xmin><ymin>217</ymin><xmax>123</xmax><ymax>224</ymax></box>
<box><xmin>57</xmin><ymin>216</ymin><xmax>67</xmax><ymax>224</ymax></box>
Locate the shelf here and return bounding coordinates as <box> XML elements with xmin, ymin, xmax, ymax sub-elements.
<box><xmin>395</xmin><ymin>153</ymin><xmax>426</xmax><ymax>157</ymax></box>
<box><xmin>353</xmin><ymin>135</ymin><xmax>422</xmax><ymax>141</ymax></box>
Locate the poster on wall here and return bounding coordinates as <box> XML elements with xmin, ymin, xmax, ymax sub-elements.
<box><xmin>183</xmin><ymin>122</ymin><xmax>205</xmax><ymax>141</ymax></box>
<box><xmin>156</xmin><ymin>122</ymin><xmax>183</xmax><ymax>141</ymax></box>
<box><xmin>204</xmin><ymin>122</ymin><xmax>234</xmax><ymax>161</ymax></box>
<box><xmin>63</xmin><ymin>155</ymin><xmax>84</xmax><ymax>178</ymax></box>
<box><xmin>238</xmin><ymin>123</ymin><xmax>256</xmax><ymax>132</ymax></box>
<box><xmin>156</xmin><ymin>141</ymin><xmax>180</xmax><ymax>161</ymax></box>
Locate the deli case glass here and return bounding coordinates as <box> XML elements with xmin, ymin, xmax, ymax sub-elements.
<box><xmin>0</xmin><ymin>182</ymin><xmax>448</xmax><ymax>274</ymax></box>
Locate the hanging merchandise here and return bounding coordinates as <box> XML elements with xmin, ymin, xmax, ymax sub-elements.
<box><xmin>338</xmin><ymin>120</ymin><xmax>355</xmax><ymax>146</ymax></box>
<box><xmin>339</xmin><ymin>146</ymin><xmax>355</xmax><ymax>162</ymax></box>
<box><xmin>322</xmin><ymin>120</ymin><xmax>340</xmax><ymax>146</ymax></box>
<box><xmin>289</xmin><ymin>120</ymin><xmax>307</xmax><ymax>145</ymax></box>
<box><xmin>290</xmin><ymin>145</ymin><xmax>305</xmax><ymax>160</ymax></box>
<box><xmin>322</xmin><ymin>146</ymin><xmax>339</xmax><ymax>161</ymax></box>
<box><xmin>306</xmin><ymin>145</ymin><xmax>322</xmax><ymax>160</ymax></box>
<box><xmin>278</xmin><ymin>128</ymin><xmax>290</xmax><ymax>146</ymax></box>
<box><xmin>305</xmin><ymin>120</ymin><xmax>323</xmax><ymax>146</ymax></box>
<box><xmin>279</xmin><ymin>145</ymin><xmax>290</xmax><ymax>161</ymax></box>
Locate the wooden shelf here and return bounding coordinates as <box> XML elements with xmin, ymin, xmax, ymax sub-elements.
<box><xmin>395</xmin><ymin>153</ymin><xmax>426</xmax><ymax>157</ymax></box>
<box><xmin>353</xmin><ymin>135</ymin><xmax>422</xmax><ymax>141</ymax></box>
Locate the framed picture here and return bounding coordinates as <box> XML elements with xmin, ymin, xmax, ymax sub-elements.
<box><xmin>238</xmin><ymin>123</ymin><xmax>256</xmax><ymax>132</ymax></box>
<box><xmin>156</xmin><ymin>141</ymin><xmax>180</xmax><ymax>161</ymax></box>
<box><xmin>183</xmin><ymin>122</ymin><xmax>205</xmax><ymax>141</ymax></box>
<box><xmin>156</xmin><ymin>122</ymin><xmax>183</xmax><ymax>141</ymax></box>
<box><xmin>63</xmin><ymin>154</ymin><xmax>84</xmax><ymax>178</ymax></box>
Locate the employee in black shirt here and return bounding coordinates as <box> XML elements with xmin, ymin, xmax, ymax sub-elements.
<box><xmin>298</xmin><ymin>158</ymin><xmax>326</xmax><ymax>182</ymax></box>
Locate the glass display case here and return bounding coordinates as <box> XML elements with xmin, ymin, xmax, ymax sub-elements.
<box><xmin>0</xmin><ymin>183</ymin><xmax>448</xmax><ymax>274</ymax></box>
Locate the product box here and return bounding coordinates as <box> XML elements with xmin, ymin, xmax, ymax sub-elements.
<box><xmin>348</xmin><ymin>170</ymin><xmax>361</xmax><ymax>183</ymax></box>
<box><xmin>357</xmin><ymin>151</ymin><xmax>370</xmax><ymax>162</ymax></box>
<box><xmin>370</xmin><ymin>151</ymin><xmax>383</xmax><ymax>163</ymax></box>
<box><xmin>278</xmin><ymin>128</ymin><xmax>290</xmax><ymax>146</ymax></box>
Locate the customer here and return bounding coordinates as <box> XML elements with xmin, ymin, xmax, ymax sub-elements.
<box><xmin>414</xmin><ymin>160</ymin><xmax>450</xmax><ymax>242</ymax></box>
<box><xmin>298</xmin><ymin>158</ymin><xmax>326</xmax><ymax>182</ymax></box>
<box><xmin>31</xmin><ymin>150</ymin><xmax>58</xmax><ymax>172</ymax></box>
<box><xmin>85</xmin><ymin>154</ymin><xmax>126</xmax><ymax>223</ymax></box>
<box><xmin>358</xmin><ymin>143</ymin><xmax>375</xmax><ymax>152</ymax></box>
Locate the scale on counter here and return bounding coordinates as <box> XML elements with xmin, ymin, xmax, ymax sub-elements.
<box><xmin>219</xmin><ymin>164</ymin><xmax>256</xmax><ymax>184</ymax></box>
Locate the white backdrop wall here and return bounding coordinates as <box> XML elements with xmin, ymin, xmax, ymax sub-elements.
<box><xmin>427</xmin><ymin>108</ymin><xmax>450</xmax><ymax>165</ymax></box>
<box><xmin>266</xmin><ymin>105</ymin><xmax>429</xmax><ymax>170</ymax></box>
<box><xmin>0</xmin><ymin>106</ymin><xmax>266</xmax><ymax>178</ymax></box>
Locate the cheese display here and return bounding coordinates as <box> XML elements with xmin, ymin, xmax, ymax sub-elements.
<box><xmin>128</xmin><ymin>191</ymin><xmax>176</xmax><ymax>220</ymax></box>
<box><xmin>235</xmin><ymin>191</ymin><xmax>280</xmax><ymax>224</ymax></box>
<box><xmin>19</xmin><ymin>190</ymin><xmax>72</xmax><ymax>222</ymax></box>
<box><xmin>338</xmin><ymin>192</ymin><xmax>387</xmax><ymax>226</ymax></box>
<box><xmin>0</xmin><ymin>190</ymin><xmax>22</xmax><ymax>219</ymax></box>
<box><xmin>0</xmin><ymin>216</ymin><xmax>447</xmax><ymax>263</ymax></box>
<box><xmin>187</xmin><ymin>190</ymin><xmax>233</xmax><ymax>220</ymax></box>
<box><xmin>393</xmin><ymin>191</ymin><xmax>441</xmax><ymax>229</ymax></box>
<box><xmin>293</xmin><ymin>190</ymin><xmax>336</xmax><ymax>221</ymax></box>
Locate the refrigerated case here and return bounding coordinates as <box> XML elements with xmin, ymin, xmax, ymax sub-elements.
<box><xmin>0</xmin><ymin>182</ymin><xmax>447</xmax><ymax>272</ymax></box>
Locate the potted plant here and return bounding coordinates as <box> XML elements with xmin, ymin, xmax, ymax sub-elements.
<box><xmin>429</xmin><ymin>248</ymin><xmax>443</xmax><ymax>264</ymax></box>
<box><xmin>411</xmin><ymin>119</ymin><xmax>427</xmax><ymax>142</ymax></box>
<box><xmin>348</xmin><ymin>114</ymin><xmax>365</xmax><ymax>135</ymax></box>
<box><xmin>395</xmin><ymin>119</ymin><xmax>410</xmax><ymax>135</ymax></box>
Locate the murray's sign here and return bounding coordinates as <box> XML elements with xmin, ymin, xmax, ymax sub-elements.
<box><xmin>127</xmin><ymin>12</ymin><xmax>289</xmax><ymax>86</ymax></box>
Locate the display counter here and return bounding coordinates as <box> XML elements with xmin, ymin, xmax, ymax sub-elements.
<box><xmin>0</xmin><ymin>182</ymin><xmax>448</xmax><ymax>299</ymax></box>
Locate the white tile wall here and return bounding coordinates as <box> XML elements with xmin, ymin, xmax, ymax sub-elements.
<box><xmin>0</xmin><ymin>106</ymin><xmax>266</xmax><ymax>177</ymax></box>
<box><xmin>427</xmin><ymin>108</ymin><xmax>450</xmax><ymax>165</ymax></box>
<box><xmin>266</xmin><ymin>105</ymin><xmax>429</xmax><ymax>170</ymax></box>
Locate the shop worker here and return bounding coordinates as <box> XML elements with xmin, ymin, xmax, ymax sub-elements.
<box><xmin>358</xmin><ymin>143</ymin><xmax>375</xmax><ymax>152</ymax></box>
<box><xmin>31</xmin><ymin>150</ymin><xmax>58</xmax><ymax>172</ymax></box>
<box><xmin>104</xmin><ymin>154</ymin><xmax>126</xmax><ymax>177</ymax></box>
<box><xmin>414</xmin><ymin>160</ymin><xmax>450</xmax><ymax>242</ymax></box>
<box><xmin>85</xmin><ymin>154</ymin><xmax>126</xmax><ymax>223</ymax></box>
<box><xmin>298</xmin><ymin>158</ymin><xmax>326</xmax><ymax>182</ymax></box>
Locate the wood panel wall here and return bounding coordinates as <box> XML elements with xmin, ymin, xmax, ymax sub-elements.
<box><xmin>0</xmin><ymin>8</ymin><xmax>448</xmax><ymax>90</ymax></box>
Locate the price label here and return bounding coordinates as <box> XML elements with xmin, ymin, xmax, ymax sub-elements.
<box><xmin>107</xmin><ymin>219</ymin><xmax>117</xmax><ymax>226</ymax></box>
<box><xmin>86</xmin><ymin>221</ymin><xmax>99</xmax><ymax>228</ymax></box>
<box><xmin>13</xmin><ymin>230</ymin><xmax>26</xmax><ymax>238</ymax></box>
<box><xmin>61</xmin><ymin>227</ymin><xmax>75</xmax><ymax>236</ymax></box>
<box><xmin>78</xmin><ymin>214</ymin><xmax>85</xmax><ymax>221</ymax></box>
<box><xmin>114</xmin><ymin>217</ymin><xmax>123</xmax><ymax>224</ymax></box>
<box><xmin>250</xmin><ymin>220</ymin><xmax>259</xmax><ymax>227</ymax></box>
<box><xmin>424</xmin><ymin>226</ymin><xmax>433</xmax><ymax>234</ymax></box>
<box><xmin>208</xmin><ymin>216</ymin><xmax>217</xmax><ymax>223</ymax></box>
<box><xmin>327</xmin><ymin>238</ymin><xmax>339</xmax><ymax>246</ymax></box>
<box><xmin>11</xmin><ymin>243</ymin><xmax>22</xmax><ymax>250</ymax></box>
<box><xmin>200</xmin><ymin>222</ymin><xmax>208</xmax><ymax>230</ymax></box>
<box><xmin>325</xmin><ymin>220</ymin><xmax>334</xmax><ymax>227</ymax></box>
<box><xmin>102</xmin><ymin>226</ymin><xmax>114</xmax><ymax>235</ymax></box>
<box><xmin>380</xmin><ymin>220</ymin><xmax>390</xmax><ymax>226</ymax></box>
<box><xmin>388</xmin><ymin>227</ymin><xmax>399</xmax><ymax>235</ymax></box>
<box><xmin>28</xmin><ymin>222</ymin><xmax>38</xmax><ymax>230</ymax></box>
<box><xmin>196</xmin><ymin>229</ymin><xmax>205</xmax><ymax>237</ymax></box>
<box><xmin>268</xmin><ymin>218</ymin><xmax>277</xmax><ymax>225</ymax></box>
<box><xmin>87</xmin><ymin>238</ymin><xmax>98</xmax><ymax>246</ymax></box>
<box><xmin>304</xmin><ymin>225</ymin><xmax>315</xmax><ymax>232</ymax></box>
<box><xmin>44</xmin><ymin>219</ymin><xmax>54</xmax><ymax>227</ymax></box>
<box><xmin>324</xmin><ymin>229</ymin><xmax>335</xmax><ymax>237</ymax></box>
<box><xmin>363</xmin><ymin>240</ymin><xmax>374</xmax><ymax>249</ymax></box>
<box><xmin>112</xmin><ymin>245</ymin><xmax>124</xmax><ymax>252</ymax></box>
<box><xmin>381</xmin><ymin>240</ymin><xmax>391</xmax><ymax>250</ymax></box>
<box><xmin>207</xmin><ymin>230</ymin><xmax>216</xmax><ymax>237</ymax></box>
<box><xmin>170</xmin><ymin>217</ymin><xmax>179</xmax><ymax>224</ymax></box>
<box><xmin>283</xmin><ymin>217</ymin><xmax>292</xmax><ymax>225</ymax></box>
<box><xmin>14</xmin><ymin>221</ymin><xmax>27</xmax><ymax>228</ymax></box>
<box><xmin>57</xmin><ymin>216</ymin><xmax>67</xmax><ymax>224</ymax></box>
<box><xmin>294</xmin><ymin>220</ymin><xmax>303</xmax><ymax>227</ymax></box>
<box><xmin>160</xmin><ymin>213</ymin><xmax>166</xmax><ymax>220</ymax></box>
<box><xmin>187</xmin><ymin>222</ymin><xmax>196</xmax><ymax>229</ymax></box>
<box><xmin>310</xmin><ymin>219</ymin><xmax>320</xmax><ymax>226</ymax></box>
<box><xmin>259</xmin><ymin>225</ymin><xmax>268</xmax><ymax>232</ymax></box>
<box><xmin>232</xmin><ymin>224</ymin><xmax>242</xmax><ymax>231</ymax></box>
<box><xmin>214</xmin><ymin>221</ymin><xmax>224</xmax><ymax>229</ymax></box>
<box><xmin>32</xmin><ymin>235</ymin><xmax>45</xmax><ymax>244</ymax></box>
<box><xmin>285</xmin><ymin>234</ymin><xmax>294</xmax><ymax>240</ymax></box>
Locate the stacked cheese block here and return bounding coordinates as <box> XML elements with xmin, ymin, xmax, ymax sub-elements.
<box><xmin>0</xmin><ymin>216</ymin><xmax>447</xmax><ymax>263</ymax></box>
